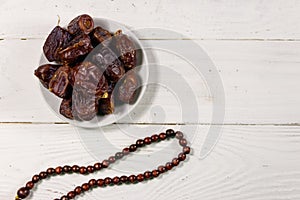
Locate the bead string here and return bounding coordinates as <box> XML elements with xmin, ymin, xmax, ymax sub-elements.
<box><xmin>16</xmin><ymin>129</ymin><xmax>191</xmax><ymax>200</ymax></box>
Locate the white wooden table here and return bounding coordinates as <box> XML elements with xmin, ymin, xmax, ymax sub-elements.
<box><xmin>1</xmin><ymin>0</ymin><xmax>300</xmax><ymax>199</ymax></box>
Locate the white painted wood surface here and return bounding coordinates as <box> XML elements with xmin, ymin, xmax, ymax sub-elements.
<box><xmin>0</xmin><ymin>0</ymin><xmax>299</xmax><ymax>200</ymax></box>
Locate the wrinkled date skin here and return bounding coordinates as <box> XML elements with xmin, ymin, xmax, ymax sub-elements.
<box><xmin>67</xmin><ymin>14</ymin><xmax>94</xmax><ymax>35</ymax></box>
<box><xmin>115</xmin><ymin>30</ymin><xmax>137</xmax><ymax>71</ymax></box>
<box><xmin>72</xmin><ymin>88</ymin><xmax>99</xmax><ymax>121</ymax></box>
<box><xmin>43</xmin><ymin>26</ymin><xmax>73</xmax><ymax>62</ymax></box>
<box><xmin>118</xmin><ymin>70</ymin><xmax>140</xmax><ymax>104</ymax></box>
<box><xmin>48</xmin><ymin>65</ymin><xmax>72</xmax><ymax>98</ymax></box>
<box><xmin>60</xmin><ymin>98</ymin><xmax>73</xmax><ymax>119</ymax></box>
<box><xmin>71</xmin><ymin>61</ymin><xmax>109</xmax><ymax>121</ymax></box>
<box><xmin>90</xmin><ymin>26</ymin><xmax>112</xmax><ymax>47</ymax></box>
<box><xmin>91</xmin><ymin>46</ymin><xmax>125</xmax><ymax>83</ymax></box>
<box><xmin>34</xmin><ymin>64</ymin><xmax>61</xmax><ymax>88</ymax></box>
<box><xmin>72</xmin><ymin>61</ymin><xmax>108</xmax><ymax>99</ymax></box>
<box><xmin>58</xmin><ymin>34</ymin><xmax>93</xmax><ymax>64</ymax></box>
<box><xmin>98</xmin><ymin>94</ymin><xmax>114</xmax><ymax>115</ymax></box>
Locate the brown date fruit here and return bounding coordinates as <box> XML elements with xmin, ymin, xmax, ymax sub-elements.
<box><xmin>117</xmin><ymin>70</ymin><xmax>140</xmax><ymax>104</ymax></box>
<box><xmin>34</xmin><ymin>64</ymin><xmax>61</xmax><ymax>88</ymax></box>
<box><xmin>72</xmin><ymin>88</ymin><xmax>99</xmax><ymax>121</ymax></box>
<box><xmin>115</xmin><ymin>30</ymin><xmax>137</xmax><ymax>71</ymax></box>
<box><xmin>90</xmin><ymin>26</ymin><xmax>112</xmax><ymax>47</ymax></box>
<box><xmin>72</xmin><ymin>61</ymin><xmax>108</xmax><ymax>99</ymax></box>
<box><xmin>98</xmin><ymin>94</ymin><xmax>114</xmax><ymax>115</ymax></box>
<box><xmin>59</xmin><ymin>98</ymin><xmax>73</xmax><ymax>119</ymax></box>
<box><xmin>58</xmin><ymin>34</ymin><xmax>93</xmax><ymax>64</ymax></box>
<box><xmin>48</xmin><ymin>65</ymin><xmax>72</xmax><ymax>98</ymax></box>
<box><xmin>43</xmin><ymin>26</ymin><xmax>73</xmax><ymax>62</ymax></box>
<box><xmin>67</xmin><ymin>14</ymin><xmax>94</xmax><ymax>35</ymax></box>
<box><xmin>91</xmin><ymin>46</ymin><xmax>125</xmax><ymax>83</ymax></box>
<box><xmin>107</xmin><ymin>81</ymin><xmax>116</xmax><ymax>94</ymax></box>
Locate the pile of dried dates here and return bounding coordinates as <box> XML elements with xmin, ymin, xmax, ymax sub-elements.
<box><xmin>34</xmin><ymin>14</ymin><xmax>141</xmax><ymax>121</ymax></box>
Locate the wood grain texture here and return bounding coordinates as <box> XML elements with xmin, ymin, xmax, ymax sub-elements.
<box><xmin>0</xmin><ymin>0</ymin><xmax>300</xmax><ymax>40</ymax></box>
<box><xmin>0</xmin><ymin>39</ymin><xmax>299</xmax><ymax>124</ymax></box>
<box><xmin>1</xmin><ymin>124</ymin><xmax>300</xmax><ymax>199</ymax></box>
<box><xmin>1</xmin><ymin>1</ymin><xmax>299</xmax><ymax>200</ymax></box>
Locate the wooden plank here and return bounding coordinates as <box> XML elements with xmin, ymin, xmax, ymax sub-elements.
<box><xmin>1</xmin><ymin>39</ymin><xmax>300</xmax><ymax>124</ymax></box>
<box><xmin>1</xmin><ymin>124</ymin><xmax>300</xmax><ymax>199</ymax></box>
<box><xmin>0</xmin><ymin>0</ymin><xmax>300</xmax><ymax>40</ymax></box>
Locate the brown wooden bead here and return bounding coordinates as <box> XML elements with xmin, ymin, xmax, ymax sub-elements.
<box><xmin>97</xmin><ymin>179</ymin><xmax>105</xmax><ymax>187</ymax></box>
<box><xmin>74</xmin><ymin>186</ymin><xmax>82</xmax><ymax>195</ymax></box>
<box><xmin>128</xmin><ymin>175</ymin><xmax>137</xmax><ymax>183</ymax></box>
<box><xmin>32</xmin><ymin>175</ymin><xmax>40</xmax><ymax>183</ymax></box>
<box><xmin>159</xmin><ymin>132</ymin><xmax>167</xmax><ymax>140</ymax></box>
<box><xmin>158</xmin><ymin>165</ymin><xmax>166</xmax><ymax>173</ymax></box>
<box><xmin>55</xmin><ymin>166</ymin><xmax>63</xmax><ymax>175</ymax></box>
<box><xmin>144</xmin><ymin>137</ymin><xmax>152</xmax><ymax>145</ymax></box>
<box><xmin>120</xmin><ymin>175</ymin><xmax>128</xmax><ymax>183</ymax></box>
<box><xmin>166</xmin><ymin>129</ymin><xmax>175</xmax><ymax>138</ymax></box>
<box><xmin>79</xmin><ymin>167</ymin><xmax>87</xmax><ymax>174</ymax></box>
<box><xmin>102</xmin><ymin>160</ymin><xmax>110</xmax><ymax>168</ymax></box>
<box><xmin>72</xmin><ymin>165</ymin><xmax>80</xmax><ymax>172</ymax></box>
<box><xmin>25</xmin><ymin>181</ymin><xmax>34</xmax><ymax>189</ymax></box>
<box><xmin>144</xmin><ymin>171</ymin><xmax>152</xmax><ymax>179</ymax></box>
<box><xmin>115</xmin><ymin>152</ymin><xmax>124</xmax><ymax>159</ymax></box>
<box><xmin>152</xmin><ymin>170</ymin><xmax>160</xmax><ymax>177</ymax></box>
<box><xmin>87</xmin><ymin>165</ymin><xmax>94</xmax><ymax>173</ymax></box>
<box><xmin>104</xmin><ymin>177</ymin><xmax>112</xmax><ymax>185</ymax></box>
<box><xmin>175</xmin><ymin>131</ymin><xmax>184</xmax><ymax>139</ymax></box>
<box><xmin>94</xmin><ymin>163</ymin><xmax>102</xmax><ymax>170</ymax></box>
<box><xmin>67</xmin><ymin>191</ymin><xmax>75</xmax><ymax>199</ymax></box>
<box><xmin>183</xmin><ymin>146</ymin><xmax>191</xmax><ymax>154</ymax></box>
<box><xmin>17</xmin><ymin>187</ymin><xmax>30</xmax><ymax>199</ymax></box>
<box><xmin>81</xmin><ymin>183</ymin><xmax>90</xmax><ymax>191</ymax></box>
<box><xmin>137</xmin><ymin>174</ymin><xmax>144</xmax><ymax>182</ymax></box>
<box><xmin>122</xmin><ymin>147</ymin><xmax>130</xmax><ymax>155</ymax></box>
<box><xmin>88</xmin><ymin>179</ymin><xmax>97</xmax><ymax>187</ymax></box>
<box><xmin>136</xmin><ymin>139</ymin><xmax>144</xmax><ymax>147</ymax></box>
<box><xmin>172</xmin><ymin>158</ymin><xmax>180</xmax><ymax>166</ymax></box>
<box><xmin>165</xmin><ymin>162</ymin><xmax>173</xmax><ymax>170</ymax></box>
<box><xmin>179</xmin><ymin>138</ymin><xmax>188</xmax><ymax>147</ymax></box>
<box><xmin>63</xmin><ymin>165</ymin><xmax>72</xmax><ymax>173</ymax></box>
<box><xmin>113</xmin><ymin>176</ymin><xmax>120</xmax><ymax>185</ymax></box>
<box><xmin>60</xmin><ymin>195</ymin><xmax>69</xmax><ymax>200</ymax></box>
<box><xmin>129</xmin><ymin>144</ymin><xmax>137</xmax><ymax>152</ymax></box>
<box><xmin>108</xmin><ymin>156</ymin><xmax>116</xmax><ymax>163</ymax></box>
<box><xmin>178</xmin><ymin>152</ymin><xmax>186</xmax><ymax>161</ymax></box>
<box><xmin>46</xmin><ymin>167</ymin><xmax>55</xmax><ymax>175</ymax></box>
<box><xmin>151</xmin><ymin>134</ymin><xmax>159</xmax><ymax>142</ymax></box>
<box><xmin>39</xmin><ymin>171</ymin><xmax>48</xmax><ymax>179</ymax></box>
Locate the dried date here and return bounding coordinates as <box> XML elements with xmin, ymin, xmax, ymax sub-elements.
<box><xmin>117</xmin><ymin>70</ymin><xmax>140</xmax><ymax>104</ymax></box>
<box><xmin>58</xmin><ymin>34</ymin><xmax>93</xmax><ymax>64</ymax></box>
<box><xmin>115</xmin><ymin>30</ymin><xmax>137</xmax><ymax>71</ymax></box>
<box><xmin>90</xmin><ymin>26</ymin><xmax>112</xmax><ymax>47</ymax></box>
<box><xmin>34</xmin><ymin>64</ymin><xmax>61</xmax><ymax>88</ymax></box>
<box><xmin>98</xmin><ymin>94</ymin><xmax>114</xmax><ymax>115</ymax></box>
<box><xmin>91</xmin><ymin>46</ymin><xmax>125</xmax><ymax>83</ymax></box>
<box><xmin>48</xmin><ymin>65</ymin><xmax>72</xmax><ymax>98</ymax></box>
<box><xmin>67</xmin><ymin>14</ymin><xmax>94</xmax><ymax>35</ymax></box>
<box><xmin>43</xmin><ymin>26</ymin><xmax>73</xmax><ymax>62</ymax></box>
<box><xmin>60</xmin><ymin>98</ymin><xmax>73</xmax><ymax>119</ymax></box>
<box><xmin>72</xmin><ymin>61</ymin><xmax>108</xmax><ymax>99</ymax></box>
<box><xmin>72</xmin><ymin>88</ymin><xmax>99</xmax><ymax>121</ymax></box>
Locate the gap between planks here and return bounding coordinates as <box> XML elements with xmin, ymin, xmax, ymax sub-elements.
<box><xmin>1</xmin><ymin>122</ymin><xmax>300</xmax><ymax>126</ymax></box>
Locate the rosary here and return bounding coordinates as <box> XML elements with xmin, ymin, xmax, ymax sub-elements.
<box><xmin>16</xmin><ymin>129</ymin><xmax>191</xmax><ymax>200</ymax></box>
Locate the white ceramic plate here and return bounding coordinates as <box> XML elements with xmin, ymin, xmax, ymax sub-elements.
<box><xmin>39</xmin><ymin>18</ymin><xmax>149</xmax><ymax>128</ymax></box>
